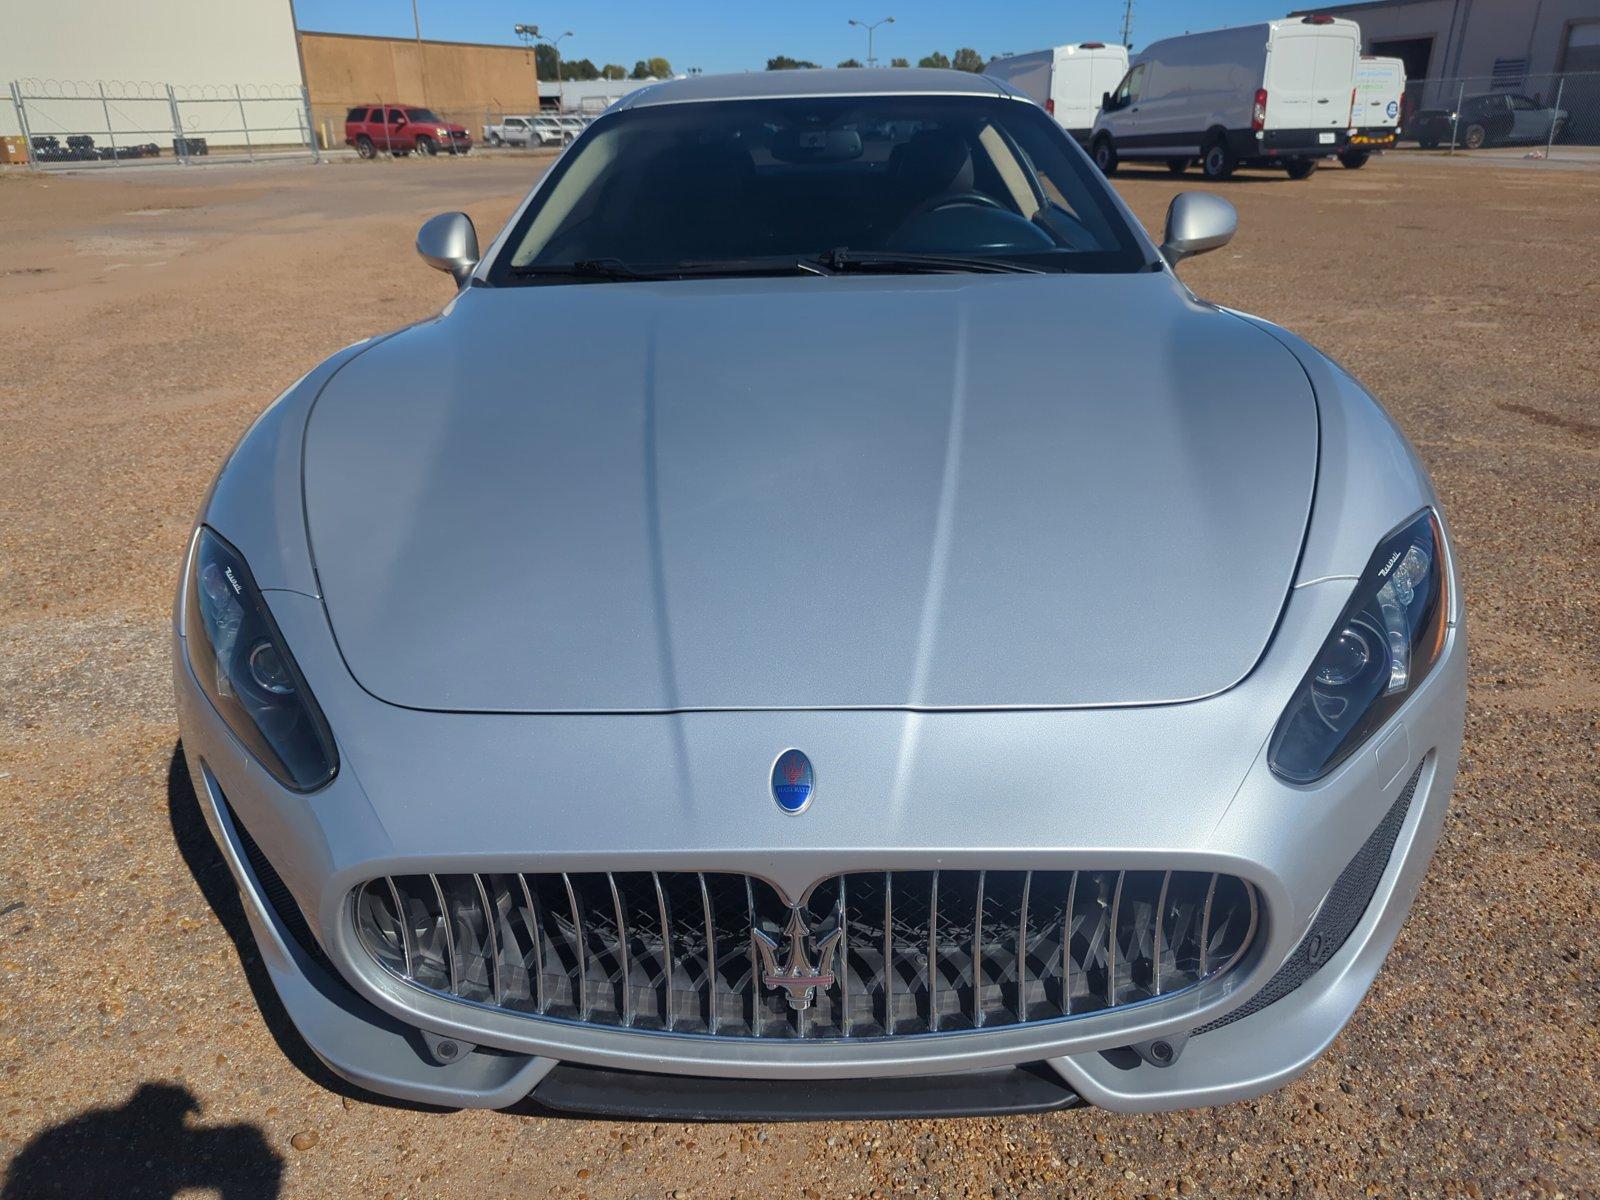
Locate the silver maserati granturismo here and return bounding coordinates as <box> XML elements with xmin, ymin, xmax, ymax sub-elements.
<box><xmin>174</xmin><ymin>69</ymin><xmax>1465</xmax><ymax>1118</ymax></box>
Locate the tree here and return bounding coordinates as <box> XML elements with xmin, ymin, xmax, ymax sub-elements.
<box><xmin>560</xmin><ymin>57</ymin><xmax>600</xmax><ymax>81</ymax></box>
<box><xmin>766</xmin><ymin>55</ymin><xmax>820</xmax><ymax>70</ymax></box>
<box><xmin>533</xmin><ymin>44</ymin><xmax>559</xmax><ymax>82</ymax></box>
<box><xmin>646</xmin><ymin>56</ymin><xmax>672</xmax><ymax>78</ymax></box>
<box><xmin>600</xmin><ymin>63</ymin><xmax>627</xmax><ymax>80</ymax></box>
<box><xmin>631</xmin><ymin>60</ymin><xmax>651</xmax><ymax>79</ymax></box>
<box><xmin>890</xmin><ymin>57</ymin><xmax>910</xmax><ymax>68</ymax></box>
<box><xmin>837</xmin><ymin>58</ymin><xmax>863</xmax><ymax>68</ymax></box>
<box><xmin>951</xmin><ymin>47</ymin><xmax>985</xmax><ymax>72</ymax></box>
<box><xmin>918</xmin><ymin>51</ymin><xmax>950</xmax><ymax>69</ymax></box>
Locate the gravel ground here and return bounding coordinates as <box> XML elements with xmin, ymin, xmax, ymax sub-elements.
<box><xmin>1</xmin><ymin>152</ymin><xmax>1596</xmax><ymax>1200</ymax></box>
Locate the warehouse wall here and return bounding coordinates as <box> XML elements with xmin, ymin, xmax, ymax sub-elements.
<box><xmin>299</xmin><ymin>31</ymin><xmax>539</xmax><ymax>137</ymax></box>
<box><xmin>1</xmin><ymin>0</ymin><xmax>303</xmax><ymax>138</ymax></box>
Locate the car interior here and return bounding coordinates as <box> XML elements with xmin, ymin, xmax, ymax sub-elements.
<box><xmin>507</xmin><ymin>97</ymin><xmax>1137</xmax><ymax>271</ymax></box>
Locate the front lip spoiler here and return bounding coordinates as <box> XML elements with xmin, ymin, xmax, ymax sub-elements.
<box><xmin>528</xmin><ymin>1061</ymin><xmax>1080</xmax><ymax>1121</ymax></box>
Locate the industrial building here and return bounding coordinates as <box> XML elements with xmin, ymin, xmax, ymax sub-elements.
<box><xmin>298</xmin><ymin>30</ymin><xmax>540</xmax><ymax>143</ymax></box>
<box><xmin>1291</xmin><ymin>0</ymin><xmax>1599</xmax><ymax>91</ymax></box>
<box><xmin>2</xmin><ymin>0</ymin><xmax>305</xmax><ymax>144</ymax></box>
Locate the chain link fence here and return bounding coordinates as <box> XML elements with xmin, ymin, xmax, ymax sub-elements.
<box><xmin>1393</xmin><ymin>70</ymin><xmax>1600</xmax><ymax>161</ymax></box>
<box><xmin>7</xmin><ymin>78</ymin><xmax>318</xmax><ymax>168</ymax></box>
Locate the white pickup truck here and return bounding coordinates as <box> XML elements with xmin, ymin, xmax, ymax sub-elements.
<box><xmin>481</xmin><ymin>115</ymin><xmax>570</xmax><ymax>148</ymax></box>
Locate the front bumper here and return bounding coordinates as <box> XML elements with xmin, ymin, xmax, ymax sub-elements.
<box><xmin>174</xmin><ymin>557</ymin><xmax>1465</xmax><ymax>1114</ymax></box>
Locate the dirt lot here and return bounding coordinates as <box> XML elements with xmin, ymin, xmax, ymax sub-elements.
<box><xmin>1</xmin><ymin>152</ymin><xmax>1596</xmax><ymax>1199</ymax></box>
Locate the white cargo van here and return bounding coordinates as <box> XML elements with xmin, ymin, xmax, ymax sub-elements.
<box><xmin>1340</xmin><ymin>55</ymin><xmax>1405</xmax><ymax>168</ymax></box>
<box><xmin>986</xmin><ymin>43</ymin><xmax>1130</xmax><ymax>142</ymax></box>
<box><xmin>1089</xmin><ymin>15</ymin><xmax>1361</xmax><ymax>180</ymax></box>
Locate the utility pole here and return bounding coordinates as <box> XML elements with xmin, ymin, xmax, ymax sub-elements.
<box><xmin>412</xmin><ymin>0</ymin><xmax>431</xmax><ymax>107</ymax></box>
<box><xmin>1120</xmin><ymin>0</ymin><xmax>1134</xmax><ymax>48</ymax></box>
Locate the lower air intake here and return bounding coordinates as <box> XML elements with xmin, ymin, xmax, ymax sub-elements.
<box><xmin>353</xmin><ymin>869</ymin><xmax>1258</xmax><ymax>1040</ymax></box>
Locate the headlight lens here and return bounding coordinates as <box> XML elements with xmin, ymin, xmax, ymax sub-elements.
<box><xmin>183</xmin><ymin>527</ymin><xmax>337</xmax><ymax>791</ymax></box>
<box><xmin>1268</xmin><ymin>510</ymin><xmax>1449</xmax><ymax>784</ymax></box>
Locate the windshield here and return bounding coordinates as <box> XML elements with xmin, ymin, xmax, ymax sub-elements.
<box><xmin>491</xmin><ymin>95</ymin><xmax>1148</xmax><ymax>280</ymax></box>
<box><xmin>405</xmin><ymin>108</ymin><xmax>443</xmax><ymax>123</ymax></box>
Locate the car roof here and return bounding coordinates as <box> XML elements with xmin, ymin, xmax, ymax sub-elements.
<box><xmin>613</xmin><ymin>67</ymin><xmax>1015</xmax><ymax>110</ymax></box>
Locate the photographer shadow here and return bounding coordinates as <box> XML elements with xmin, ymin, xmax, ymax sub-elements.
<box><xmin>1</xmin><ymin>1083</ymin><xmax>281</xmax><ymax>1200</ymax></box>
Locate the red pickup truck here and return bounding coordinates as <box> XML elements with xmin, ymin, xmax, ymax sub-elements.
<box><xmin>344</xmin><ymin>106</ymin><xmax>472</xmax><ymax>157</ymax></box>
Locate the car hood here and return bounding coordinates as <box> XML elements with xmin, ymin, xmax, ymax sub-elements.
<box><xmin>304</xmin><ymin>274</ymin><xmax>1316</xmax><ymax>713</ymax></box>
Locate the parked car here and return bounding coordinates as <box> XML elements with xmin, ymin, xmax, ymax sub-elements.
<box><xmin>985</xmin><ymin>42</ymin><xmax>1129</xmax><ymax>142</ymax></box>
<box><xmin>344</xmin><ymin>105</ymin><xmax>472</xmax><ymax>157</ymax></box>
<box><xmin>482</xmin><ymin>115</ymin><xmax>535</xmax><ymax>147</ymax></box>
<box><xmin>1341</xmin><ymin>55</ymin><xmax>1406</xmax><ymax>168</ymax></box>
<box><xmin>539</xmin><ymin>115</ymin><xmax>579</xmax><ymax>144</ymax></box>
<box><xmin>179</xmin><ymin>69</ymin><xmax>1464</xmax><ymax>1119</ymax></box>
<box><xmin>1410</xmin><ymin>92</ymin><xmax>1567</xmax><ymax>150</ymax></box>
<box><xmin>1091</xmin><ymin>15</ymin><xmax>1361</xmax><ymax>180</ymax></box>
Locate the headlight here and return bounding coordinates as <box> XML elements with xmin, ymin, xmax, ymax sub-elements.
<box><xmin>1268</xmin><ymin>510</ymin><xmax>1449</xmax><ymax>784</ymax></box>
<box><xmin>183</xmin><ymin>527</ymin><xmax>337</xmax><ymax>791</ymax></box>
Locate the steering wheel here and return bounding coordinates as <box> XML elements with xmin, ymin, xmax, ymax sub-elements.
<box><xmin>911</xmin><ymin>191</ymin><xmax>1007</xmax><ymax>218</ymax></box>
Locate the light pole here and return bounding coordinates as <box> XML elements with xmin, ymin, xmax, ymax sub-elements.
<box><xmin>515</xmin><ymin>24</ymin><xmax>573</xmax><ymax>112</ymax></box>
<box><xmin>848</xmin><ymin>16</ymin><xmax>894</xmax><ymax>68</ymax></box>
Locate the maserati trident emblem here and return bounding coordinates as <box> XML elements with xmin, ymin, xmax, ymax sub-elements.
<box><xmin>752</xmin><ymin>908</ymin><xmax>844</xmax><ymax>1011</ymax></box>
<box><xmin>770</xmin><ymin>748</ymin><xmax>814</xmax><ymax>815</ymax></box>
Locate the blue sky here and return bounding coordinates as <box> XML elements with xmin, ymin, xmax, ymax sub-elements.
<box><xmin>293</xmin><ymin>1</ymin><xmax>1294</xmax><ymax>74</ymax></box>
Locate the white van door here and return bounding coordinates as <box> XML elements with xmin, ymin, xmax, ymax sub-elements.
<box><xmin>1054</xmin><ymin>54</ymin><xmax>1095</xmax><ymax>130</ymax></box>
<box><xmin>1312</xmin><ymin>30</ymin><xmax>1359</xmax><ymax>130</ymax></box>
<box><xmin>1266</xmin><ymin>22</ymin><xmax>1357</xmax><ymax>132</ymax></box>
<box><xmin>1266</xmin><ymin>29</ymin><xmax>1318</xmax><ymax>131</ymax></box>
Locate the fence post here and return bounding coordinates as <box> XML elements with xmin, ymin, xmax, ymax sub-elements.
<box><xmin>9</xmin><ymin>81</ymin><xmax>39</xmax><ymax>171</ymax></box>
<box><xmin>98</xmin><ymin>81</ymin><xmax>119</xmax><ymax>165</ymax></box>
<box><xmin>235</xmin><ymin>84</ymin><xmax>253</xmax><ymax>161</ymax></box>
<box><xmin>1546</xmin><ymin>77</ymin><xmax>1564</xmax><ymax>161</ymax></box>
<box><xmin>1448</xmin><ymin>80</ymin><xmax>1464</xmax><ymax>154</ymax></box>
<box><xmin>165</xmin><ymin>84</ymin><xmax>188</xmax><ymax>164</ymax></box>
<box><xmin>301</xmin><ymin>86</ymin><xmax>321</xmax><ymax>163</ymax></box>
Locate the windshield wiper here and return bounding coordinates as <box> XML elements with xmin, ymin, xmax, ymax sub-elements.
<box><xmin>808</xmin><ymin>248</ymin><xmax>1047</xmax><ymax>275</ymax></box>
<box><xmin>510</xmin><ymin>257</ymin><xmax>642</xmax><ymax>280</ymax></box>
<box><xmin>510</xmin><ymin>257</ymin><xmax>835</xmax><ymax>281</ymax></box>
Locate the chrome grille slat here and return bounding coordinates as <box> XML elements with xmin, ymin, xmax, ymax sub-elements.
<box><xmin>428</xmin><ymin>874</ymin><xmax>459</xmax><ymax>994</ymax></box>
<box><xmin>698</xmin><ymin>872</ymin><xmax>718</xmax><ymax>1035</ymax></box>
<box><xmin>607</xmin><ymin>873</ymin><xmax>632</xmax><ymax>1027</ymax></box>
<box><xmin>384</xmin><ymin>877</ymin><xmax>413</xmax><ymax>977</ymax></box>
<box><xmin>562</xmin><ymin>872</ymin><xmax>589</xmax><ymax>1022</ymax></box>
<box><xmin>837</xmin><ymin>875</ymin><xmax>850</xmax><ymax>1038</ymax></box>
<box><xmin>745</xmin><ymin>876</ymin><xmax>761</xmax><ymax>1038</ymax></box>
<box><xmin>473</xmin><ymin>874</ymin><xmax>504</xmax><ymax>1006</ymax></box>
<box><xmin>355</xmin><ymin>868</ymin><xmax>1259</xmax><ymax>1042</ymax></box>
<box><xmin>882</xmin><ymin>872</ymin><xmax>894</xmax><ymax>1035</ymax></box>
<box><xmin>1016</xmin><ymin>870</ymin><xmax>1030</xmax><ymax>1022</ymax></box>
<box><xmin>1107</xmin><ymin>870</ymin><xmax>1125</xmax><ymax>1007</ymax></box>
<box><xmin>972</xmin><ymin>869</ymin><xmax>986</xmax><ymax>1028</ymax></box>
<box><xmin>516</xmin><ymin>873</ymin><xmax>546</xmax><ymax>1014</ymax></box>
<box><xmin>927</xmin><ymin>869</ymin><xmax>941</xmax><ymax>1033</ymax></box>
<box><xmin>653</xmin><ymin>871</ymin><xmax>674</xmax><ymax>1030</ymax></box>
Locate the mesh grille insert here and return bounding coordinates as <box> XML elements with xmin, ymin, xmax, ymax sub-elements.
<box><xmin>353</xmin><ymin>868</ymin><xmax>1258</xmax><ymax>1040</ymax></box>
<box><xmin>1196</xmin><ymin>761</ymin><xmax>1423</xmax><ymax>1035</ymax></box>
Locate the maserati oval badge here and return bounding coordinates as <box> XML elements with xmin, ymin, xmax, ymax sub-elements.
<box><xmin>771</xmin><ymin>749</ymin><xmax>814</xmax><ymax>815</ymax></box>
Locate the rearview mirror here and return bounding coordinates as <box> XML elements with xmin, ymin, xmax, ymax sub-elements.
<box><xmin>1160</xmin><ymin>192</ymin><xmax>1237</xmax><ymax>266</ymax></box>
<box><xmin>417</xmin><ymin>211</ymin><xmax>479</xmax><ymax>287</ymax></box>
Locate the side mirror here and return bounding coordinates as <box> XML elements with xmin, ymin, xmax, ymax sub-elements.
<box><xmin>1102</xmin><ymin>91</ymin><xmax>1113</xmax><ymax>110</ymax></box>
<box><xmin>1160</xmin><ymin>191</ymin><xmax>1237</xmax><ymax>266</ymax></box>
<box><xmin>417</xmin><ymin>211</ymin><xmax>479</xmax><ymax>287</ymax></box>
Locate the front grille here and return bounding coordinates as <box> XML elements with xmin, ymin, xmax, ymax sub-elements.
<box><xmin>353</xmin><ymin>869</ymin><xmax>1258</xmax><ymax>1040</ymax></box>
